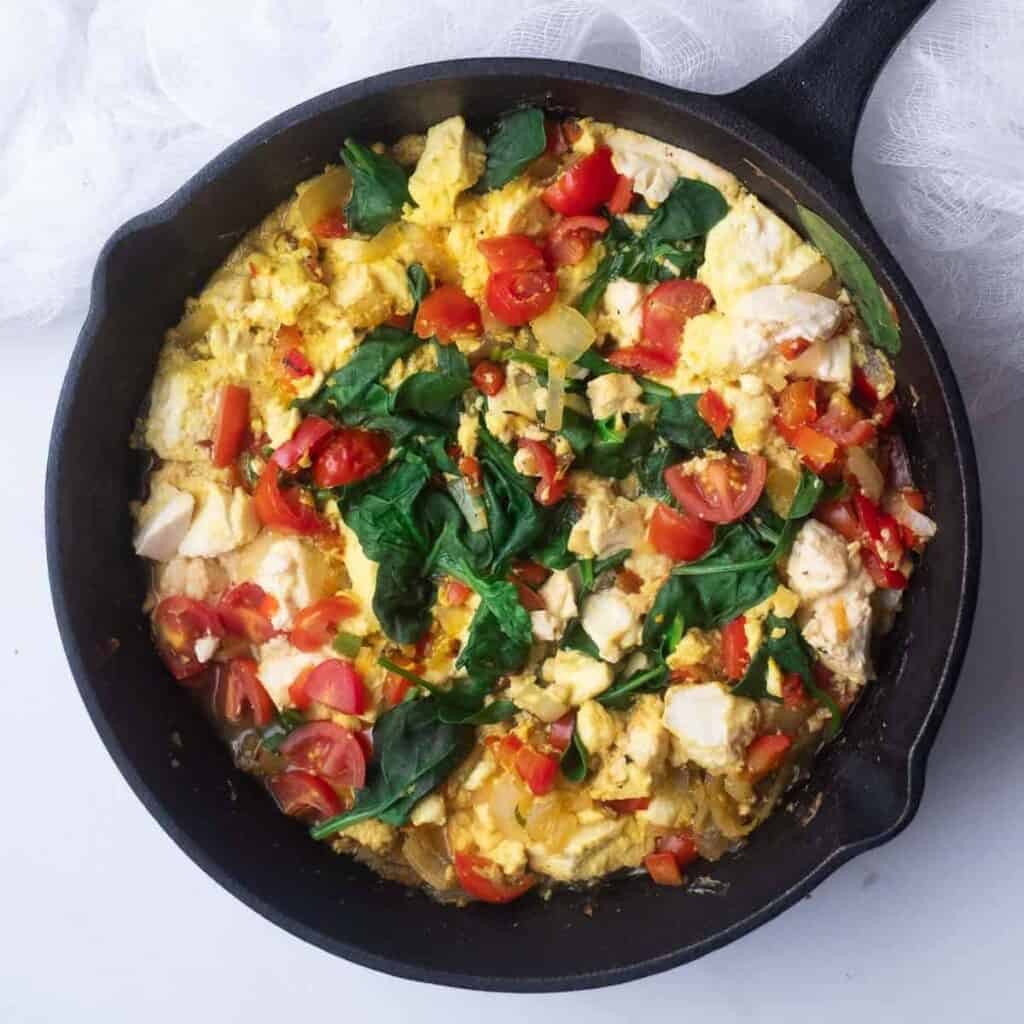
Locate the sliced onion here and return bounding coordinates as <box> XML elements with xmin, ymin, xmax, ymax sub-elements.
<box><xmin>402</xmin><ymin>827</ymin><xmax>454</xmax><ymax>892</ymax></box>
<box><xmin>487</xmin><ymin>776</ymin><xmax>529</xmax><ymax>841</ymax></box>
<box><xmin>545</xmin><ymin>356</ymin><xmax>567</xmax><ymax>431</ymax></box>
<box><xmin>846</xmin><ymin>446</ymin><xmax>884</xmax><ymax>501</ymax></box>
<box><xmin>886</xmin><ymin>492</ymin><xmax>938</xmax><ymax>539</ymax></box>
<box><xmin>297</xmin><ymin>167</ymin><xmax>352</xmax><ymax>231</ymax></box>
<box><xmin>531</xmin><ymin>303</ymin><xmax>596</xmax><ymax>362</ymax></box>
<box><xmin>883</xmin><ymin>433</ymin><xmax>915</xmax><ymax>490</ymax></box>
<box><xmin>525</xmin><ymin>794</ymin><xmax>576</xmax><ymax>849</ymax></box>
<box><xmin>176</xmin><ymin>303</ymin><xmax>216</xmax><ymax>343</ymax></box>
<box><xmin>449</xmin><ymin>477</ymin><xmax>488</xmax><ymax>533</ymax></box>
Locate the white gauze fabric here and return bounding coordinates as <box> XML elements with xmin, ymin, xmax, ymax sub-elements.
<box><xmin>1</xmin><ymin>0</ymin><xmax>1021</xmax><ymax>418</ymax></box>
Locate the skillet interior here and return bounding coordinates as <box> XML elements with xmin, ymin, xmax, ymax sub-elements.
<box><xmin>47</xmin><ymin>61</ymin><xmax>979</xmax><ymax>990</ymax></box>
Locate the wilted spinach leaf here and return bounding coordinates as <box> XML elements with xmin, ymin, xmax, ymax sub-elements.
<box><xmin>598</xmin><ymin>663</ymin><xmax>669</xmax><ymax>710</ymax></box>
<box><xmin>582</xmin><ymin>417</ymin><xmax>656</xmax><ymax>479</ymax></box>
<box><xmin>481</xmin><ymin>107</ymin><xmax>547</xmax><ymax>191</ymax></box>
<box><xmin>341</xmin><ymin>138</ymin><xmax>413</xmax><ymax>234</ymax></box>
<box><xmin>655</xmin><ymin>393</ymin><xmax>731</xmax><ymax>451</ymax></box>
<box><xmin>407</xmin><ymin>263</ymin><xmax>430</xmax><ymax>319</ymax></box>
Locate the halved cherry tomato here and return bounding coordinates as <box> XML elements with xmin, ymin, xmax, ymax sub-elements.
<box><xmin>268</xmin><ymin>770</ymin><xmax>342</xmax><ymax>823</ymax></box>
<box><xmin>290</xmin><ymin>659</ymin><xmax>367</xmax><ymax>714</ymax></box>
<box><xmin>510</xmin><ymin>560</ymin><xmax>551</xmax><ymax>588</ymax></box>
<box><xmin>721</xmin><ymin>616</ymin><xmax>749</xmax><ymax>680</ymax></box>
<box><xmin>279</xmin><ymin>721</ymin><xmax>366</xmax><ymax>787</ymax></box>
<box><xmin>665</xmin><ymin>453</ymin><xmax>768</xmax><ymax>524</ymax></box>
<box><xmin>604</xmin><ymin>798</ymin><xmax>651</xmax><ymax>814</ymax></box>
<box><xmin>253</xmin><ymin>462</ymin><xmax>321</xmax><ymax>534</ymax></box>
<box><xmin>441</xmin><ymin>578</ymin><xmax>472</xmax><ymax>607</ymax></box>
<box><xmin>212</xmin><ymin>385</ymin><xmax>250</xmax><ymax>468</ymax></box>
<box><xmin>815</xmin><ymin>498</ymin><xmax>861</xmax><ymax>542</ymax></box>
<box><xmin>311</xmin><ymin>207</ymin><xmax>348</xmax><ymax>239</ymax></box>
<box><xmin>606</xmin><ymin>173</ymin><xmax>634</xmax><ymax>215</ymax></box>
<box><xmin>746</xmin><ymin>733</ymin><xmax>793</xmax><ymax>780</ymax></box>
<box><xmin>471</xmin><ymin>360</ymin><xmax>506</xmax><ymax>397</ymax></box>
<box><xmin>383</xmin><ymin>672</ymin><xmax>412</xmax><ymax>707</ymax></box>
<box><xmin>486</xmin><ymin>269</ymin><xmax>558</xmax><ymax>326</ymax></box>
<box><xmin>641</xmin><ymin>279</ymin><xmax>714</xmax><ymax>355</ymax></box>
<box><xmin>218</xmin><ymin>657</ymin><xmax>275</xmax><ymax>727</ymax></box>
<box><xmin>217</xmin><ymin>583</ymin><xmax>278</xmax><ymax>644</ymax></box>
<box><xmin>312</xmin><ymin>428</ymin><xmax>390</xmax><ymax>488</ymax></box>
<box><xmin>696</xmin><ymin>389</ymin><xmax>732</xmax><ymax>439</ymax></box>
<box><xmin>454</xmin><ymin>851</ymin><xmax>536</xmax><ymax>904</ymax></box>
<box><xmin>542</xmin><ymin>146</ymin><xmax>619</xmax><ymax>216</ymax></box>
<box><xmin>514</xmin><ymin>746</ymin><xmax>559</xmax><ymax>796</ymax></box>
<box><xmin>271</xmin><ymin>416</ymin><xmax>335</xmax><ymax>470</ymax></box>
<box><xmin>513</xmin><ymin>580</ymin><xmax>546</xmax><ymax>612</ymax></box>
<box><xmin>648</xmin><ymin>503</ymin><xmax>715</xmax><ymax>562</ymax></box>
<box><xmin>517</xmin><ymin>438</ymin><xmax>567</xmax><ymax>506</ymax></box>
<box><xmin>547</xmin><ymin>712</ymin><xmax>575</xmax><ymax>754</ymax></box>
<box><xmin>791</xmin><ymin>425</ymin><xmax>839</xmax><ymax>474</ymax></box>
<box><xmin>777</xmin><ymin>380</ymin><xmax>818</xmax><ymax>430</ymax></box>
<box><xmin>290</xmin><ymin>595</ymin><xmax>360</xmax><ymax>651</ymax></box>
<box><xmin>152</xmin><ymin>596</ymin><xmax>223</xmax><ymax>681</ymax></box>
<box><xmin>782</xmin><ymin>671</ymin><xmax>809</xmax><ymax>709</ymax></box>
<box><xmin>414</xmin><ymin>284</ymin><xmax>482</xmax><ymax>343</ymax></box>
<box><xmin>815</xmin><ymin>392</ymin><xmax>876</xmax><ymax>448</ymax></box>
<box><xmin>477</xmin><ymin>234</ymin><xmax>546</xmax><ymax>273</ymax></box>
<box><xmin>656</xmin><ymin>832</ymin><xmax>700</xmax><ymax>869</ymax></box>
<box><xmin>607</xmin><ymin>344</ymin><xmax>676</xmax><ymax>375</ymax></box>
<box><xmin>545</xmin><ymin>215</ymin><xmax>609</xmax><ymax>267</ymax></box>
<box><xmin>644</xmin><ymin>851</ymin><xmax>684</xmax><ymax>887</ymax></box>
<box><xmin>282</xmin><ymin>347</ymin><xmax>314</xmax><ymax>378</ymax></box>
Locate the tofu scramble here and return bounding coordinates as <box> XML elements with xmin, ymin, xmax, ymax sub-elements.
<box><xmin>133</xmin><ymin>109</ymin><xmax>937</xmax><ymax>903</ymax></box>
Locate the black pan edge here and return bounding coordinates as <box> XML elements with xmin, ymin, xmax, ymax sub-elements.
<box><xmin>46</xmin><ymin>58</ymin><xmax>981</xmax><ymax>991</ymax></box>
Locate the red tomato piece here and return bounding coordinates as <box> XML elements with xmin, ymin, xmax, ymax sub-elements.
<box><xmin>485</xmin><ymin>269</ymin><xmax>558</xmax><ymax>326</ymax></box>
<box><xmin>312</xmin><ymin>428</ymin><xmax>390</xmax><ymax>488</ymax></box>
<box><xmin>790</xmin><ymin>425</ymin><xmax>839</xmax><ymax>474</ymax></box>
<box><xmin>212</xmin><ymin>385</ymin><xmax>250</xmax><ymax>468</ymax></box>
<box><xmin>777</xmin><ymin>380</ymin><xmax>818</xmax><ymax>430</ymax></box>
<box><xmin>641</xmin><ymin>279</ymin><xmax>714</xmax><ymax>362</ymax></box>
<box><xmin>471</xmin><ymin>360</ymin><xmax>506</xmax><ymax>397</ymax></box>
<box><xmin>644</xmin><ymin>851</ymin><xmax>684</xmax><ymax>887</ymax></box>
<box><xmin>454</xmin><ymin>851</ymin><xmax>536</xmax><ymax>904</ymax></box>
<box><xmin>290</xmin><ymin>659</ymin><xmax>367</xmax><ymax>715</ymax></box>
<box><xmin>665</xmin><ymin>453</ymin><xmax>768</xmax><ymax>524</ymax></box>
<box><xmin>854</xmin><ymin>493</ymin><xmax>904</xmax><ymax>568</ymax></box>
<box><xmin>279</xmin><ymin>721</ymin><xmax>367</xmax><ymax>787</ymax></box>
<box><xmin>271</xmin><ymin>415</ymin><xmax>335</xmax><ymax>471</ymax></box>
<box><xmin>696</xmin><ymin>389</ymin><xmax>732</xmax><ymax>438</ymax></box>
<box><xmin>862</xmin><ymin>549</ymin><xmax>908</xmax><ymax>590</ymax></box>
<box><xmin>268</xmin><ymin>770</ymin><xmax>342</xmax><ymax>823</ymax></box>
<box><xmin>778</xmin><ymin>336</ymin><xmax>812</xmax><ymax>360</ymax></box>
<box><xmin>282</xmin><ymin>347</ymin><xmax>314</xmax><ymax>378</ymax></box>
<box><xmin>815</xmin><ymin>393</ymin><xmax>877</xmax><ymax>448</ymax></box>
<box><xmin>542</xmin><ymin>146</ymin><xmax>619</xmax><ymax>215</ymax></box>
<box><xmin>517</xmin><ymin>438</ymin><xmax>568</xmax><ymax>506</ymax></box>
<box><xmin>414</xmin><ymin>284</ymin><xmax>483</xmax><ymax>343</ymax></box>
<box><xmin>607</xmin><ymin>344</ymin><xmax>677</xmax><ymax>376</ymax></box>
<box><xmin>311</xmin><ymin>207</ymin><xmax>348</xmax><ymax>239</ymax></box>
<box><xmin>253</xmin><ymin>462</ymin><xmax>321</xmax><ymax>534</ymax></box>
<box><xmin>218</xmin><ymin>657</ymin><xmax>275</xmax><ymax>727</ymax></box>
<box><xmin>442</xmin><ymin>578</ymin><xmax>473</xmax><ymax>606</ymax></box>
<box><xmin>477</xmin><ymin>234</ymin><xmax>546</xmax><ymax>273</ymax></box>
<box><xmin>604</xmin><ymin>798</ymin><xmax>651</xmax><ymax>814</ymax></box>
<box><xmin>513</xmin><ymin>580</ymin><xmax>546</xmax><ymax>612</ymax></box>
<box><xmin>746</xmin><ymin>733</ymin><xmax>793</xmax><ymax>780</ymax></box>
<box><xmin>383</xmin><ymin>672</ymin><xmax>412</xmax><ymax>707</ymax></box>
<box><xmin>217</xmin><ymin>583</ymin><xmax>278</xmax><ymax>644</ymax></box>
<box><xmin>721</xmin><ymin>616</ymin><xmax>749</xmax><ymax>680</ymax></box>
<box><xmin>152</xmin><ymin>596</ymin><xmax>223</xmax><ymax>681</ymax></box>
<box><xmin>606</xmin><ymin>173</ymin><xmax>634</xmax><ymax>215</ymax></box>
<box><xmin>289</xmin><ymin>595</ymin><xmax>360</xmax><ymax>651</ymax></box>
<box><xmin>873</xmin><ymin>395</ymin><xmax>898</xmax><ymax>429</ymax></box>
<box><xmin>782</xmin><ymin>671</ymin><xmax>809</xmax><ymax>709</ymax></box>
<box><xmin>648</xmin><ymin>503</ymin><xmax>715</xmax><ymax>562</ymax></box>
<box><xmin>547</xmin><ymin>712</ymin><xmax>576</xmax><ymax>754</ymax></box>
<box><xmin>514</xmin><ymin>746</ymin><xmax>559</xmax><ymax>796</ymax></box>
<box><xmin>510</xmin><ymin>560</ymin><xmax>551</xmax><ymax>588</ymax></box>
<box><xmin>545</xmin><ymin>214</ymin><xmax>609</xmax><ymax>267</ymax></box>
<box><xmin>656</xmin><ymin>832</ymin><xmax>700</xmax><ymax>869</ymax></box>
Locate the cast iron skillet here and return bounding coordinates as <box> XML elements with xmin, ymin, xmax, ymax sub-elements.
<box><xmin>47</xmin><ymin>0</ymin><xmax>980</xmax><ymax>991</ymax></box>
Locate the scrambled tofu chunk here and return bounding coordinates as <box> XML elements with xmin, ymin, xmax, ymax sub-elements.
<box><xmin>663</xmin><ymin>683</ymin><xmax>760</xmax><ymax>774</ymax></box>
<box><xmin>785</xmin><ymin>521</ymin><xmax>851</xmax><ymax>599</ymax></box>
<box><xmin>568</xmin><ymin>489</ymin><xmax>646</xmax><ymax>560</ymax></box>
<box><xmin>176</xmin><ymin>482</ymin><xmax>258</xmax><ymax>558</ymax></box>
<box><xmin>406</xmin><ymin>116</ymin><xmax>485</xmax><ymax>226</ymax></box>
<box><xmin>580</xmin><ymin>589</ymin><xmax>643</xmax><ymax>663</ymax></box>
<box><xmin>133</xmin><ymin>483</ymin><xmax>195</xmax><ymax>562</ymax></box>
<box><xmin>576</xmin><ymin>700</ymin><xmax>617</xmax><ymax>755</ymax></box>
<box><xmin>800</xmin><ymin>563</ymin><xmax>876</xmax><ymax>686</ymax></box>
<box><xmin>541</xmin><ymin>649</ymin><xmax>614</xmax><ymax>704</ymax></box>
<box><xmin>586</xmin><ymin>372</ymin><xmax>644</xmax><ymax>421</ymax></box>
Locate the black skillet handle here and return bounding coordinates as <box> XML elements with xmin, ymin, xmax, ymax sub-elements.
<box><xmin>722</xmin><ymin>0</ymin><xmax>935</xmax><ymax>196</ymax></box>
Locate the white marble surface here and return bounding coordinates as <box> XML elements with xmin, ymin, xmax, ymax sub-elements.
<box><xmin>4</xmin><ymin>1</ymin><xmax>1024</xmax><ymax>1019</ymax></box>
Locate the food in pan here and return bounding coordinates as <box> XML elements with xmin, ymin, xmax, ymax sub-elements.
<box><xmin>132</xmin><ymin>108</ymin><xmax>935</xmax><ymax>902</ymax></box>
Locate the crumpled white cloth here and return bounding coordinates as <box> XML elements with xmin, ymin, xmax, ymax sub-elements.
<box><xmin>2</xmin><ymin>0</ymin><xmax>1020</xmax><ymax>419</ymax></box>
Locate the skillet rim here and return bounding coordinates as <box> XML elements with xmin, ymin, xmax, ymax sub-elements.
<box><xmin>45</xmin><ymin>57</ymin><xmax>981</xmax><ymax>991</ymax></box>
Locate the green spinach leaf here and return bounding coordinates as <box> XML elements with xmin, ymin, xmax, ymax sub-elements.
<box><xmin>560</xmin><ymin>727</ymin><xmax>589</xmax><ymax>783</ymax></box>
<box><xmin>655</xmin><ymin>393</ymin><xmax>732</xmax><ymax>451</ymax></box>
<box><xmin>341</xmin><ymin>138</ymin><xmax>413</xmax><ymax>234</ymax></box>
<box><xmin>407</xmin><ymin>263</ymin><xmax>430</xmax><ymax>319</ymax></box>
<box><xmin>646</xmin><ymin>178</ymin><xmax>730</xmax><ymax>243</ymax></box>
<box><xmin>481</xmin><ymin>107</ymin><xmax>547</xmax><ymax>191</ymax></box>
<box><xmin>598</xmin><ymin>664</ymin><xmax>669</xmax><ymax>709</ymax></box>
<box><xmin>582</xmin><ymin>417</ymin><xmax>656</xmax><ymax>479</ymax></box>
<box><xmin>797</xmin><ymin>206</ymin><xmax>900</xmax><ymax>355</ymax></box>
<box><xmin>530</xmin><ymin>501</ymin><xmax>581</xmax><ymax>571</ymax></box>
